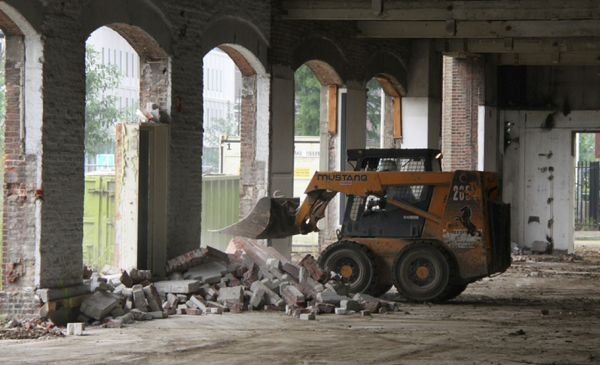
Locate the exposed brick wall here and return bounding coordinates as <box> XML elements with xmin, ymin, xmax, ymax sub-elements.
<box><xmin>239</xmin><ymin>75</ymin><xmax>265</xmax><ymax>218</ymax></box>
<box><xmin>1</xmin><ymin>32</ymin><xmax>40</xmax><ymax>317</ymax></box>
<box><xmin>442</xmin><ymin>56</ymin><xmax>485</xmax><ymax>171</ymax></box>
<box><xmin>0</xmin><ymin>290</ymin><xmax>39</xmax><ymax>318</ymax></box>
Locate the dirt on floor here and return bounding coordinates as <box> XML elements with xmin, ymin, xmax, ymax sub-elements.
<box><xmin>2</xmin><ymin>249</ymin><xmax>600</xmax><ymax>364</ymax></box>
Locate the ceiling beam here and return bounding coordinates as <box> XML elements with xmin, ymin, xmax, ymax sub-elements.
<box><xmin>495</xmin><ymin>52</ymin><xmax>600</xmax><ymax>66</ymax></box>
<box><xmin>438</xmin><ymin>38</ymin><xmax>600</xmax><ymax>54</ymax></box>
<box><xmin>282</xmin><ymin>1</ymin><xmax>600</xmax><ymax>21</ymax></box>
<box><xmin>357</xmin><ymin>20</ymin><xmax>600</xmax><ymax>39</ymax></box>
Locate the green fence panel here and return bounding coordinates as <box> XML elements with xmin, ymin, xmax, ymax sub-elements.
<box><xmin>83</xmin><ymin>173</ymin><xmax>116</xmax><ymax>271</ymax></box>
<box><xmin>201</xmin><ymin>175</ymin><xmax>240</xmax><ymax>251</ymax></box>
<box><xmin>83</xmin><ymin>173</ymin><xmax>238</xmax><ymax>269</ymax></box>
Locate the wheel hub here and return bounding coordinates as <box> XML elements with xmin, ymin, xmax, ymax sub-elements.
<box><xmin>416</xmin><ymin>266</ymin><xmax>429</xmax><ymax>279</ymax></box>
<box><xmin>340</xmin><ymin>265</ymin><xmax>353</xmax><ymax>278</ymax></box>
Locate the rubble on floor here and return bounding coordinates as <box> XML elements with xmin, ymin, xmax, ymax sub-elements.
<box><xmin>29</xmin><ymin>237</ymin><xmax>398</xmax><ymax>334</ymax></box>
<box><xmin>0</xmin><ymin>317</ymin><xmax>64</xmax><ymax>340</ymax></box>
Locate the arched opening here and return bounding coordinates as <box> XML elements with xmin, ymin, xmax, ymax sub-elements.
<box><xmin>83</xmin><ymin>23</ymin><xmax>169</xmax><ymax>275</ymax></box>
<box><xmin>365</xmin><ymin>75</ymin><xmax>403</xmax><ymax>149</ymax></box>
<box><xmin>200</xmin><ymin>43</ymin><xmax>269</xmax><ymax>251</ymax></box>
<box><xmin>292</xmin><ymin>59</ymin><xmax>344</xmax><ymax>255</ymax></box>
<box><xmin>82</xmin><ymin>26</ymin><xmax>142</xmax><ymax>271</ymax></box>
<box><xmin>292</xmin><ymin>64</ymin><xmax>321</xmax><ymax>259</ymax></box>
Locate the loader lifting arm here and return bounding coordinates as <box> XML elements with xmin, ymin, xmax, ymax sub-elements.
<box><xmin>214</xmin><ymin>170</ymin><xmax>455</xmax><ymax>240</ymax></box>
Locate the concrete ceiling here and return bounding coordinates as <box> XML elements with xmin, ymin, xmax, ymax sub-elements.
<box><xmin>282</xmin><ymin>0</ymin><xmax>600</xmax><ymax>65</ymax></box>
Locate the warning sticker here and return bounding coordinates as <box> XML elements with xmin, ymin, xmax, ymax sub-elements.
<box><xmin>294</xmin><ymin>168</ymin><xmax>311</xmax><ymax>178</ymax></box>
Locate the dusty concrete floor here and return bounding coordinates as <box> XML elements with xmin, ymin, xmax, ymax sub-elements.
<box><xmin>2</xmin><ymin>243</ymin><xmax>600</xmax><ymax>365</ymax></box>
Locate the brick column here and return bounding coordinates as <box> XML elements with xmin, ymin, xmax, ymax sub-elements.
<box><xmin>442</xmin><ymin>55</ymin><xmax>485</xmax><ymax>171</ymax></box>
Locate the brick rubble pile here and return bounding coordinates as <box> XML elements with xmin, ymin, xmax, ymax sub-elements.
<box><xmin>34</xmin><ymin>237</ymin><xmax>398</xmax><ymax>332</ymax></box>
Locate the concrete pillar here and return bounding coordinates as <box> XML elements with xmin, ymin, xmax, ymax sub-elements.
<box><xmin>343</xmin><ymin>81</ymin><xmax>367</xmax><ymax>170</ymax></box>
<box><xmin>269</xmin><ymin>65</ymin><xmax>295</xmax><ymax>258</ymax></box>
<box><xmin>37</xmin><ymin>19</ymin><xmax>86</xmax><ymax>289</ymax></box>
<box><xmin>167</xmin><ymin>51</ymin><xmax>204</xmax><ymax>258</ymax></box>
<box><xmin>402</xmin><ymin>40</ymin><xmax>442</xmax><ymax>150</ymax></box>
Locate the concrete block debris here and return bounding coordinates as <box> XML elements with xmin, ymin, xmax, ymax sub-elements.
<box><xmin>32</xmin><ymin>241</ymin><xmax>397</xmax><ymax>333</ymax></box>
<box><xmin>67</xmin><ymin>322</ymin><xmax>84</xmax><ymax>336</ymax></box>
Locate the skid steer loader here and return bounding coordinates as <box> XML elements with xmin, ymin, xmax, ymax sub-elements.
<box><xmin>215</xmin><ymin>149</ymin><xmax>511</xmax><ymax>302</ymax></box>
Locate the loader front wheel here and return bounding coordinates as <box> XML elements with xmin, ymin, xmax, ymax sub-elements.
<box><xmin>318</xmin><ymin>241</ymin><xmax>378</xmax><ymax>294</ymax></box>
<box><xmin>393</xmin><ymin>243</ymin><xmax>452</xmax><ymax>302</ymax></box>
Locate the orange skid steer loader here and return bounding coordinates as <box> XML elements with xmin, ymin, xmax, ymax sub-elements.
<box><xmin>215</xmin><ymin>149</ymin><xmax>511</xmax><ymax>302</ymax></box>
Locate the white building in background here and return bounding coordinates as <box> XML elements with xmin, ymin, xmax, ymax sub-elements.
<box><xmin>203</xmin><ymin>48</ymin><xmax>241</xmax><ymax>141</ymax></box>
<box><xmin>86</xmin><ymin>27</ymin><xmax>141</xmax><ymax>118</ymax></box>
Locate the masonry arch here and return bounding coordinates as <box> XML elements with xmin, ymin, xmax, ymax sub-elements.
<box><xmin>199</xmin><ymin>17</ymin><xmax>271</xmax><ymax>250</ymax></box>
<box><xmin>364</xmin><ymin>52</ymin><xmax>408</xmax><ymax>149</ymax></box>
<box><xmin>0</xmin><ymin>3</ymin><xmax>44</xmax><ymax>291</ymax></box>
<box><xmin>80</xmin><ymin>0</ymin><xmax>173</xmax><ymax>56</ymax></box>
<box><xmin>291</xmin><ymin>37</ymin><xmax>347</xmax><ymax>253</ymax></box>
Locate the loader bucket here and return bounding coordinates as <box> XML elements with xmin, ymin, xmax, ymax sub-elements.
<box><xmin>211</xmin><ymin>197</ymin><xmax>301</xmax><ymax>239</ymax></box>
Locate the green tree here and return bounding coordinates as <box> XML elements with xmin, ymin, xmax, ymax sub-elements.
<box><xmin>85</xmin><ymin>44</ymin><xmax>125</xmax><ymax>156</ymax></box>
<box><xmin>203</xmin><ymin>102</ymin><xmax>238</xmax><ymax>173</ymax></box>
<box><xmin>578</xmin><ymin>133</ymin><xmax>597</xmax><ymax>162</ymax></box>
<box><xmin>366</xmin><ymin>79</ymin><xmax>382</xmax><ymax>147</ymax></box>
<box><xmin>294</xmin><ymin>64</ymin><xmax>321</xmax><ymax>136</ymax></box>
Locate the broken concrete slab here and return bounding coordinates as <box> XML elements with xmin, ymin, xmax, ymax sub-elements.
<box><xmin>353</xmin><ymin>293</ymin><xmax>381</xmax><ymax>312</ymax></box>
<box><xmin>36</xmin><ymin>284</ymin><xmax>90</xmax><ymax>303</ymax></box>
<box><xmin>184</xmin><ymin>261</ymin><xmax>228</xmax><ymax>284</ymax></box>
<box><xmin>80</xmin><ymin>291</ymin><xmax>121</xmax><ymax>320</ymax></box>
<box><xmin>153</xmin><ymin>280</ymin><xmax>201</xmax><ymax>295</ymax></box>
<box><xmin>316</xmin><ymin>291</ymin><xmax>348</xmax><ymax>306</ymax></box>
<box><xmin>217</xmin><ymin>286</ymin><xmax>244</xmax><ymax>304</ymax></box>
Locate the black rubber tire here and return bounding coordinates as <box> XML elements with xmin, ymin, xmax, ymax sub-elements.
<box><xmin>368</xmin><ymin>284</ymin><xmax>393</xmax><ymax>297</ymax></box>
<box><xmin>317</xmin><ymin>241</ymin><xmax>378</xmax><ymax>294</ymax></box>
<box><xmin>439</xmin><ymin>283</ymin><xmax>467</xmax><ymax>301</ymax></box>
<box><xmin>392</xmin><ymin>242</ymin><xmax>454</xmax><ymax>303</ymax></box>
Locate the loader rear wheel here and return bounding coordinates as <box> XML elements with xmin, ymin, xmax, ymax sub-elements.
<box><xmin>318</xmin><ymin>241</ymin><xmax>378</xmax><ymax>294</ymax></box>
<box><xmin>393</xmin><ymin>243</ymin><xmax>453</xmax><ymax>303</ymax></box>
<box><xmin>439</xmin><ymin>283</ymin><xmax>468</xmax><ymax>301</ymax></box>
<box><xmin>368</xmin><ymin>284</ymin><xmax>393</xmax><ymax>297</ymax></box>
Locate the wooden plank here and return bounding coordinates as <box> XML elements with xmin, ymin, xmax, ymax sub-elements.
<box><xmin>283</xmin><ymin>1</ymin><xmax>600</xmax><ymax>21</ymax></box>
<box><xmin>358</xmin><ymin>20</ymin><xmax>600</xmax><ymax>39</ymax></box>
<box><xmin>393</xmin><ymin>96</ymin><xmax>401</xmax><ymax>139</ymax></box>
<box><xmin>439</xmin><ymin>38</ymin><xmax>600</xmax><ymax>54</ymax></box>
<box><xmin>328</xmin><ymin>84</ymin><xmax>337</xmax><ymax>135</ymax></box>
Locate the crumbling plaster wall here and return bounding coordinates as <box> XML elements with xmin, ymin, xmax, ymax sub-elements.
<box><xmin>499</xmin><ymin>66</ymin><xmax>600</xmax><ymax>254</ymax></box>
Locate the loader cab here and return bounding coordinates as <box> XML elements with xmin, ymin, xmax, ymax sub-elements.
<box><xmin>342</xmin><ymin>149</ymin><xmax>442</xmax><ymax>238</ymax></box>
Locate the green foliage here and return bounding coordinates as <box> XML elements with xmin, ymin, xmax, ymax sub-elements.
<box><xmin>85</xmin><ymin>44</ymin><xmax>126</xmax><ymax>156</ymax></box>
<box><xmin>366</xmin><ymin>79</ymin><xmax>382</xmax><ymax>148</ymax></box>
<box><xmin>578</xmin><ymin>133</ymin><xmax>597</xmax><ymax>162</ymax></box>
<box><xmin>294</xmin><ymin>64</ymin><xmax>321</xmax><ymax>136</ymax></box>
<box><xmin>203</xmin><ymin>102</ymin><xmax>239</xmax><ymax>173</ymax></box>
